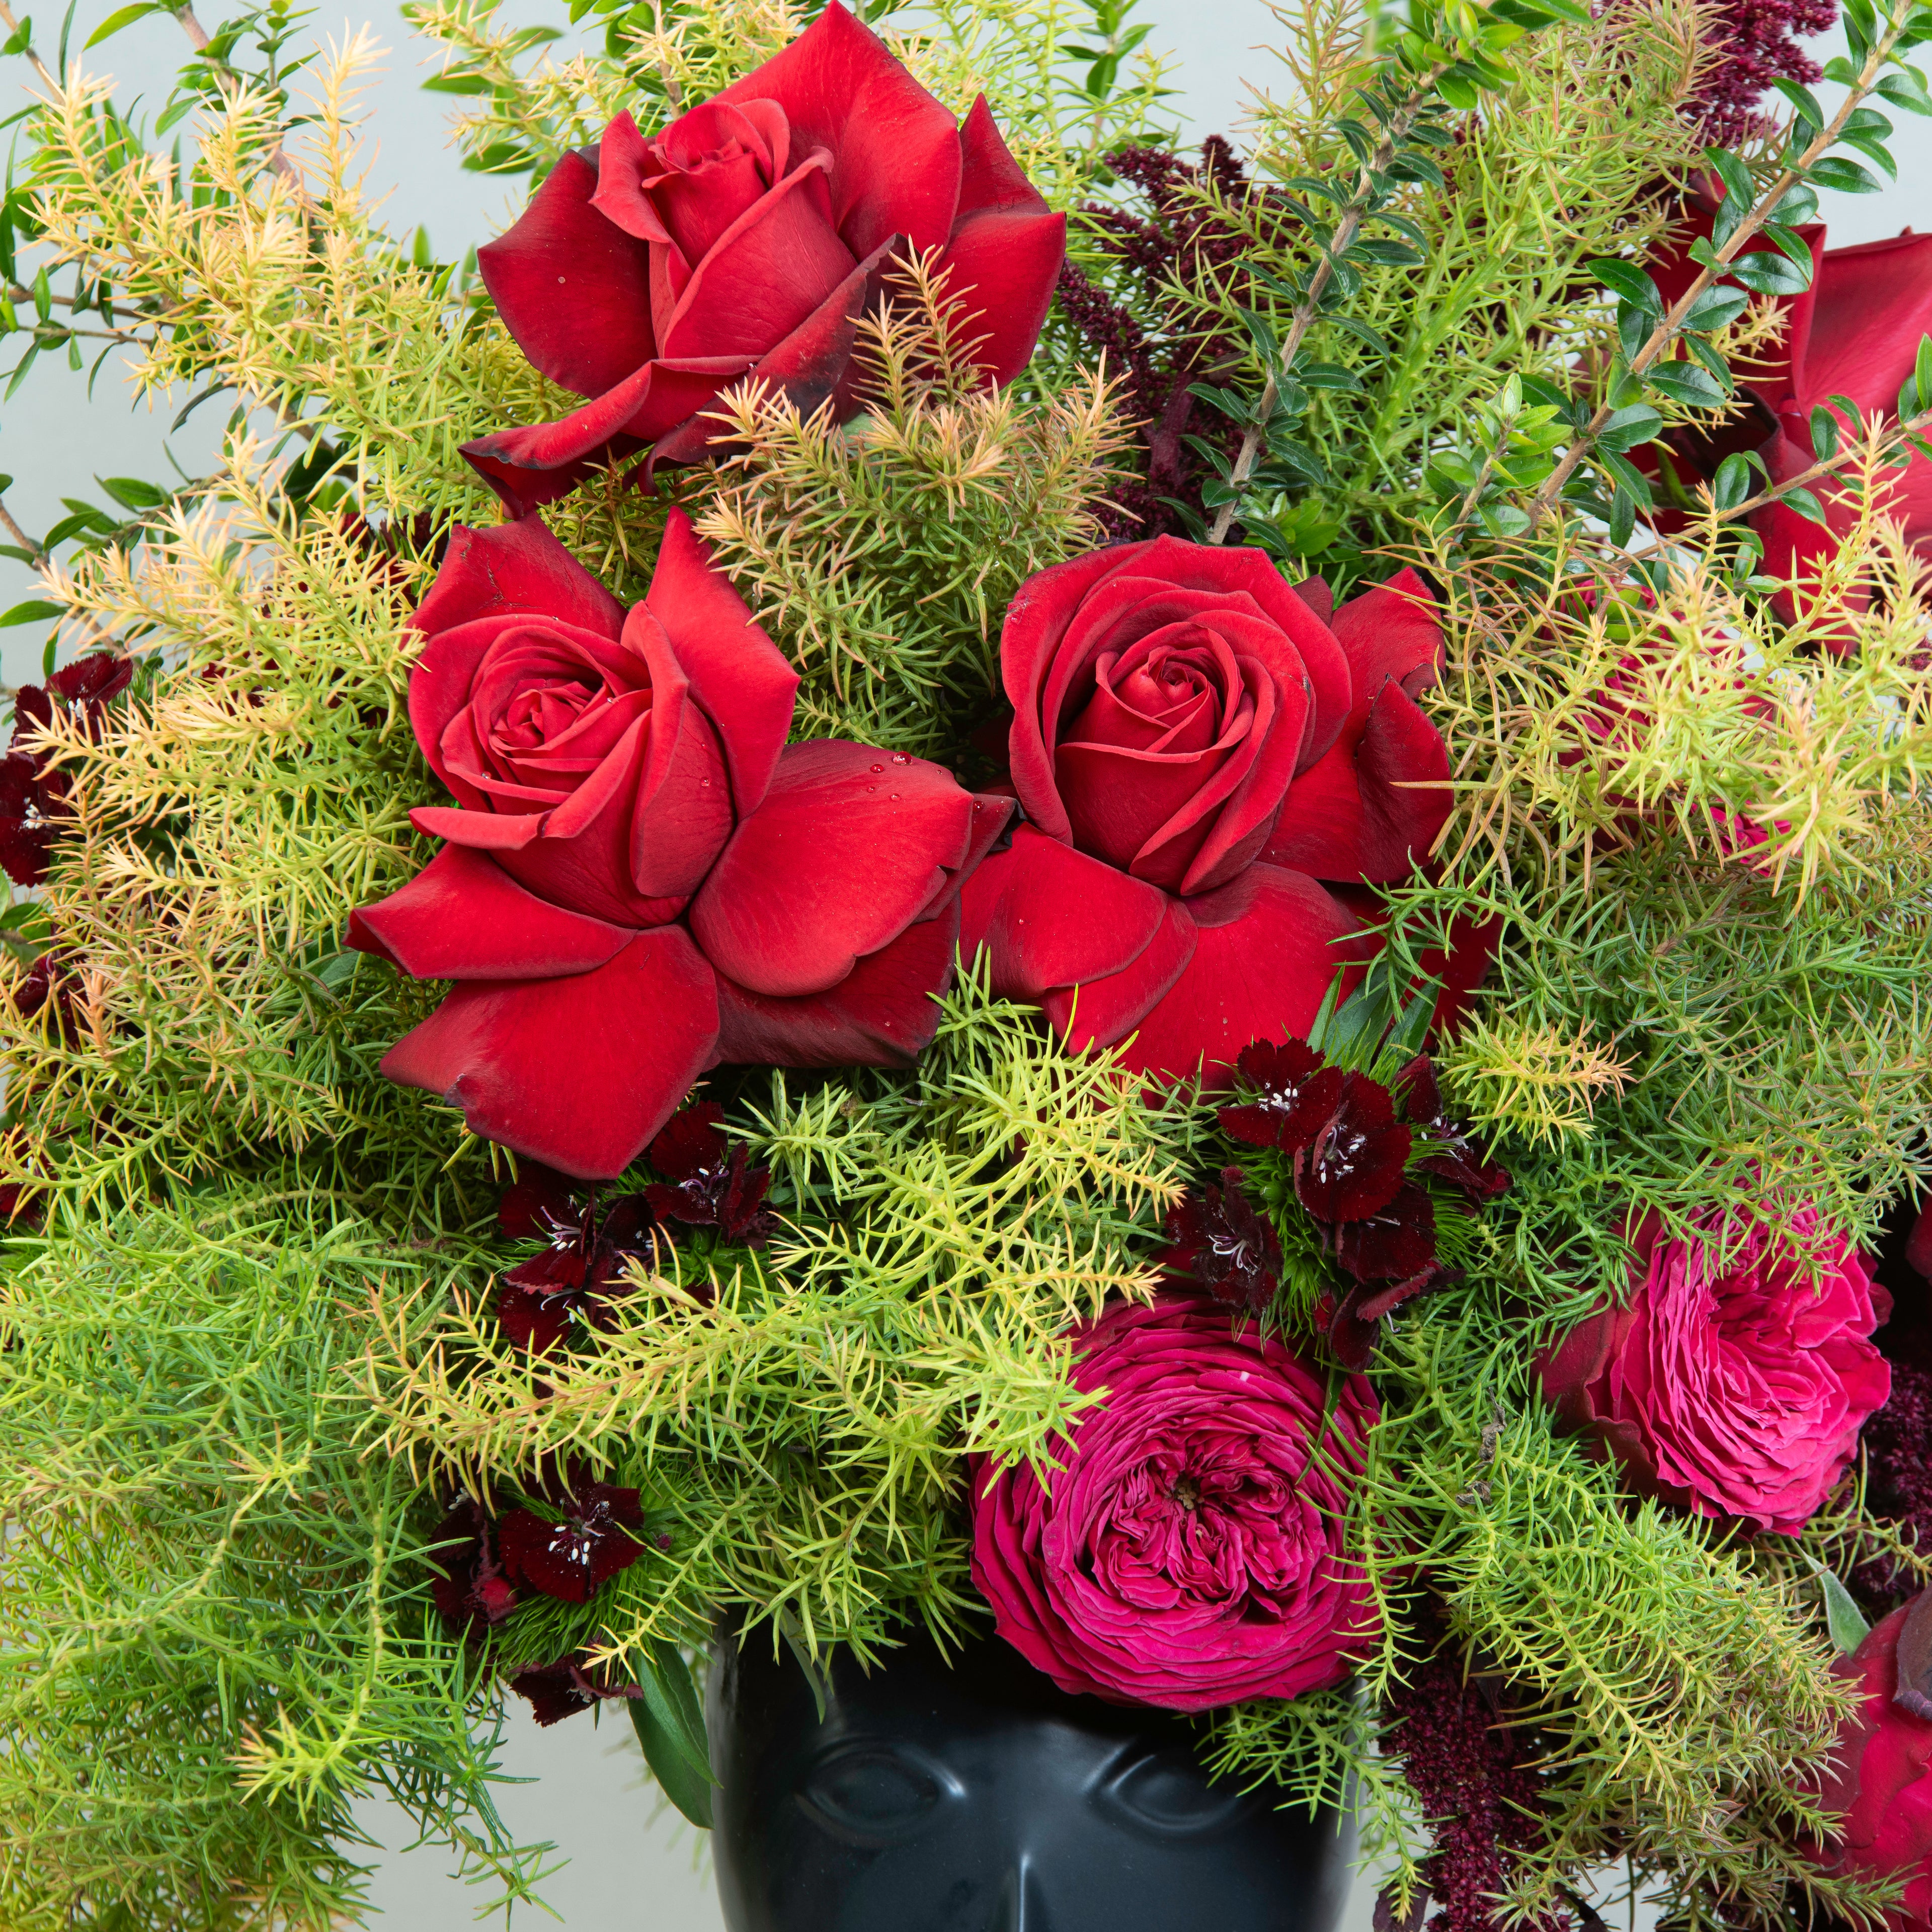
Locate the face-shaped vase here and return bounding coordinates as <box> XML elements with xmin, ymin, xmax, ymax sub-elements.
<box><xmin>708</xmin><ymin>1623</ymin><xmax>1355</xmax><ymax>1932</ymax></box>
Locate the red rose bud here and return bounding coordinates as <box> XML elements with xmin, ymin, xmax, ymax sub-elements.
<box><xmin>1160</xmin><ymin>1164</ymin><xmax>1282</xmax><ymax>1315</ymax></box>
<box><xmin>1538</xmin><ymin>1205</ymin><xmax>1890</xmax><ymax>1535</ymax></box>
<box><xmin>346</xmin><ymin>511</ymin><xmax>1010</xmax><ymax>1178</ymax></box>
<box><xmin>1808</xmin><ymin>1592</ymin><xmax>1932</xmax><ymax>1932</ymax></box>
<box><xmin>645</xmin><ymin>1100</ymin><xmax>775</xmax><ymax>1245</ymax></box>
<box><xmin>1219</xmin><ymin>1037</ymin><xmax>1344</xmax><ymax>1153</ymax></box>
<box><xmin>498</xmin><ymin>1474</ymin><xmax>649</xmax><ymax>1604</ymax></box>
<box><xmin>1295</xmin><ymin>1072</ymin><xmax>1411</xmax><ymax>1224</ymax></box>
<box><xmin>969</xmin><ymin>1291</ymin><xmax>1380</xmax><ymax>1711</ymax></box>
<box><xmin>460</xmin><ymin>1</ymin><xmax>1066</xmax><ymax>514</ymax></box>
<box><xmin>961</xmin><ymin>546</ymin><xmax>1451</xmax><ymax>1085</ymax></box>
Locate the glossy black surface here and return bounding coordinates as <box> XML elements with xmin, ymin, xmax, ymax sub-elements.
<box><xmin>708</xmin><ymin>1624</ymin><xmax>1353</xmax><ymax>1932</ymax></box>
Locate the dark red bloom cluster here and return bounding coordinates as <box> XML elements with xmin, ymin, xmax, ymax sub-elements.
<box><xmin>642</xmin><ymin>1100</ymin><xmax>775</xmax><ymax>1244</ymax></box>
<box><xmin>0</xmin><ymin>652</ymin><xmax>132</xmax><ymax>887</ymax></box>
<box><xmin>1383</xmin><ymin>1638</ymin><xmax>1557</xmax><ymax>1932</ymax></box>
<box><xmin>1160</xmin><ymin>1165</ymin><xmax>1283</xmax><ymax>1314</ymax></box>
<box><xmin>426</xmin><ymin>1495</ymin><xmax>520</xmax><ymax>1633</ymax></box>
<box><xmin>496</xmin><ymin>1174</ymin><xmax>659</xmax><ymax>1354</ymax></box>
<box><xmin>1217</xmin><ymin>1039</ymin><xmax>1508</xmax><ymax>1367</ymax></box>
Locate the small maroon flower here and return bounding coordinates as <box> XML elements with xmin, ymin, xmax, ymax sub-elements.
<box><xmin>0</xmin><ymin>652</ymin><xmax>133</xmax><ymax>888</ymax></box>
<box><xmin>497</xmin><ymin>1184</ymin><xmax>659</xmax><ymax>1354</ymax></box>
<box><xmin>509</xmin><ymin>1660</ymin><xmax>598</xmax><ymax>1727</ymax></box>
<box><xmin>645</xmin><ymin>1101</ymin><xmax>775</xmax><ymax>1245</ymax></box>
<box><xmin>1332</xmin><ymin>1180</ymin><xmax>1437</xmax><ymax>1283</ymax></box>
<box><xmin>1161</xmin><ymin>1165</ymin><xmax>1282</xmax><ymax>1315</ymax></box>
<box><xmin>1218</xmin><ymin>1038</ymin><xmax>1345</xmax><ymax>1154</ymax></box>
<box><xmin>427</xmin><ymin>1496</ymin><xmax>520</xmax><ymax>1632</ymax></box>
<box><xmin>10</xmin><ymin>955</ymin><xmax>76</xmax><ymax>1039</ymax></box>
<box><xmin>1394</xmin><ymin>1057</ymin><xmax>1508</xmax><ymax>1201</ymax></box>
<box><xmin>1295</xmin><ymin>1072</ymin><xmax>1410</xmax><ymax>1223</ymax></box>
<box><xmin>498</xmin><ymin>1474</ymin><xmax>648</xmax><ymax>1604</ymax></box>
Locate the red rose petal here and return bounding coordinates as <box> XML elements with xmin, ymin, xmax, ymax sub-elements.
<box><xmin>475</xmin><ymin>149</ymin><xmax>656</xmax><ymax>399</ymax></box>
<box><xmin>345</xmin><ymin>845</ymin><xmax>636</xmax><ymax>980</ymax></box>
<box><xmin>688</xmin><ymin>740</ymin><xmax>973</xmax><ymax>997</ymax></box>
<box><xmin>378</xmin><ymin>927</ymin><xmax>720</xmax><ymax>1180</ymax></box>
<box><xmin>1038</xmin><ymin>897</ymin><xmax>1198</xmax><ymax>1054</ymax></box>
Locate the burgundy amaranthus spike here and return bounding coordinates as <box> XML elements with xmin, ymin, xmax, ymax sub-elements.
<box><xmin>0</xmin><ymin>652</ymin><xmax>133</xmax><ymax>888</ymax></box>
<box><xmin>1384</xmin><ymin>1635</ymin><xmax>1559</xmax><ymax>1932</ymax></box>
<box><xmin>645</xmin><ymin>1102</ymin><xmax>775</xmax><ymax>1246</ymax></box>
<box><xmin>1692</xmin><ymin>0</ymin><xmax>1837</xmax><ymax>145</ymax></box>
<box><xmin>495</xmin><ymin>1168</ymin><xmax>659</xmax><ymax>1354</ymax></box>
<box><xmin>1161</xmin><ymin>1165</ymin><xmax>1284</xmax><ymax>1315</ymax></box>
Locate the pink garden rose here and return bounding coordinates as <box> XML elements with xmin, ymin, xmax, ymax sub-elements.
<box><xmin>1538</xmin><ymin>1205</ymin><xmax>1890</xmax><ymax>1535</ymax></box>
<box><xmin>1810</xmin><ymin>1590</ymin><xmax>1932</xmax><ymax>1932</ymax></box>
<box><xmin>970</xmin><ymin>1291</ymin><xmax>1380</xmax><ymax>1711</ymax></box>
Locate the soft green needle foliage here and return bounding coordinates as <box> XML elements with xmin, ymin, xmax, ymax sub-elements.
<box><xmin>0</xmin><ymin>1194</ymin><xmax>551</xmax><ymax>1930</ymax></box>
<box><xmin>364</xmin><ymin>974</ymin><xmax>1205</xmax><ymax>1669</ymax></box>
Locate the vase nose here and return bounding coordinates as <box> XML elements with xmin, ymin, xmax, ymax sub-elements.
<box><xmin>984</xmin><ymin>1855</ymin><xmax>1048</xmax><ymax>1931</ymax></box>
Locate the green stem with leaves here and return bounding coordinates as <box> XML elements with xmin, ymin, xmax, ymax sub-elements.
<box><xmin>1528</xmin><ymin>0</ymin><xmax>1917</xmax><ymax>524</ymax></box>
<box><xmin>1206</xmin><ymin>64</ymin><xmax>1444</xmax><ymax>545</ymax></box>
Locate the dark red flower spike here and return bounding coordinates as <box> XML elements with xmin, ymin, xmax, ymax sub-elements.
<box><xmin>1160</xmin><ymin>1165</ymin><xmax>1283</xmax><ymax>1315</ymax></box>
<box><xmin>645</xmin><ymin>1101</ymin><xmax>776</xmax><ymax>1246</ymax></box>
<box><xmin>1218</xmin><ymin>1038</ymin><xmax>1345</xmax><ymax>1154</ymax></box>
<box><xmin>426</xmin><ymin>1496</ymin><xmax>519</xmax><ymax>1632</ymax></box>
<box><xmin>1295</xmin><ymin>1072</ymin><xmax>1411</xmax><ymax>1223</ymax></box>
<box><xmin>498</xmin><ymin>1474</ymin><xmax>648</xmax><ymax>1604</ymax></box>
<box><xmin>1393</xmin><ymin>1056</ymin><xmax>1509</xmax><ymax>1201</ymax></box>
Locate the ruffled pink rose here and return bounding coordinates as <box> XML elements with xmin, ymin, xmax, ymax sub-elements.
<box><xmin>969</xmin><ymin>1291</ymin><xmax>1380</xmax><ymax>1711</ymax></box>
<box><xmin>462</xmin><ymin>1</ymin><xmax>1064</xmax><ymax>514</ymax></box>
<box><xmin>347</xmin><ymin>510</ymin><xmax>1008</xmax><ymax>1178</ymax></box>
<box><xmin>1538</xmin><ymin>1205</ymin><xmax>1890</xmax><ymax>1535</ymax></box>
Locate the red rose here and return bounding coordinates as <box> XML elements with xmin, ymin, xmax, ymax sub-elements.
<box><xmin>960</xmin><ymin>540</ymin><xmax>1453</xmax><ymax>1082</ymax></box>
<box><xmin>462</xmin><ymin>1</ymin><xmax>1066</xmax><ymax>514</ymax></box>
<box><xmin>347</xmin><ymin>510</ymin><xmax>1009</xmax><ymax>1178</ymax></box>
<box><xmin>1646</xmin><ymin>198</ymin><xmax>1932</xmax><ymax>627</ymax></box>
<box><xmin>1811</xmin><ymin>1592</ymin><xmax>1932</xmax><ymax>1932</ymax></box>
<box><xmin>1537</xmin><ymin>1203</ymin><xmax>1890</xmax><ymax>1534</ymax></box>
<box><xmin>969</xmin><ymin>1291</ymin><xmax>1381</xmax><ymax>1711</ymax></box>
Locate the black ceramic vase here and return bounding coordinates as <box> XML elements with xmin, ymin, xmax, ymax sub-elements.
<box><xmin>707</xmin><ymin>1623</ymin><xmax>1355</xmax><ymax>1932</ymax></box>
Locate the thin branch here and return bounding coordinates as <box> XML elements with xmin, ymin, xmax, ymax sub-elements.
<box><xmin>0</xmin><ymin>0</ymin><xmax>57</xmax><ymax>91</ymax></box>
<box><xmin>1207</xmin><ymin>66</ymin><xmax>1443</xmax><ymax>544</ymax></box>
<box><xmin>0</xmin><ymin>492</ymin><xmax>42</xmax><ymax>561</ymax></box>
<box><xmin>170</xmin><ymin>3</ymin><xmax>312</xmax><ymax>209</ymax></box>
<box><xmin>1528</xmin><ymin>0</ymin><xmax>1916</xmax><ymax>524</ymax></box>
<box><xmin>1715</xmin><ymin>410</ymin><xmax>1932</xmax><ymax>526</ymax></box>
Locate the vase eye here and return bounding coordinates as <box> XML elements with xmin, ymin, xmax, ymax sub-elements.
<box><xmin>1097</xmin><ymin>1749</ymin><xmax>1255</xmax><ymax>1837</ymax></box>
<box><xmin>795</xmin><ymin>1740</ymin><xmax>946</xmax><ymax>1846</ymax></box>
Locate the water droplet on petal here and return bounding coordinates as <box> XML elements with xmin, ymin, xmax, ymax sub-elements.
<box><xmin>870</xmin><ymin>763</ymin><xmax>883</xmax><ymax>773</ymax></box>
<box><xmin>890</xmin><ymin>753</ymin><xmax>910</xmax><ymax>764</ymax></box>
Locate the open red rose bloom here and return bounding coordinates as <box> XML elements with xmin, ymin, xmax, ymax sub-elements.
<box><xmin>346</xmin><ymin>511</ymin><xmax>1008</xmax><ymax>1178</ymax></box>
<box><xmin>462</xmin><ymin>0</ymin><xmax>1065</xmax><ymax>514</ymax></box>
<box><xmin>961</xmin><ymin>539</ymin><xmax>1454</xmax><ymax>1081</ymax></box>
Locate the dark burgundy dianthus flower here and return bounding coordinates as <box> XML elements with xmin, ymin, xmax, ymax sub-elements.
<box><xmin>645</xmin><ymin>1102</ymin><xmax>775</xmax><ymax>1246</ymax></box>
<box><xmin>1160</xmin><ymin>1165</ymin><xmax>1283</xmax><ymax>1315</ymax></box>
<box><xmin>426</xmin><ymin>1496</ymin><xmax>519</xmax><ymax>1632</ymax></box>
<box><xmin>0</xmin><ymin>652</ymin><xmax>133</xmax><ymax>888</ymax></box>
<box><xmin>1297</xmin><ymin>1072</ymin><xmax>1411</xmax><ymax>1223</ymax></box>
<box><xmin>508</xmin><ymin>1660</ymin><xmax>598</xmax><ymax>1727</ymax></box>
<box><xmin>1219</xmin><ymin>1038</ymin><xmax>1345</xmax><ymax>1154</ymax></box>
<box><xmin>498</xmin><ymin>1471</ymin><xmax>648</xmax><ymax>1604</ymax></box>
<box><xmin>1395</xmin><ymin>1056</ymin><xmax>1509</xmax><ymax>1201</ymax></box>
<box><xmin>496</xmin><ymin>1172</ymin><xmax>659</xmax><ymax>1354</ymax></box>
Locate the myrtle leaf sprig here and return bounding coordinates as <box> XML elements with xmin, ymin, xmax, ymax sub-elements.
<box><xmin>1186</xmin><ymin>0</ymin><xmax>1589</xmax><ymax>561</ymax></box>
<box><xmin>1522</xmin><ymin>0</ymin><xmax>1932</xmax><ymax>546</ymax></box>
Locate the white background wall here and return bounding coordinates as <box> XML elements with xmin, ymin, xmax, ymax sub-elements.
<box><xmin>2</xmin><ymin>1</ymin><xmax>1925</xmax><ymax>1922</ymax></box>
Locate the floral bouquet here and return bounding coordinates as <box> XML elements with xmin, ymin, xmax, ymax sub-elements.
<box><xmin>6</xmin><ymin>0</ymin><xmax>1932</xmax><ymax>1923</ymax></box>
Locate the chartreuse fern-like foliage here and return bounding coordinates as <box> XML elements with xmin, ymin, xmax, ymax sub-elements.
<box><xmin>0</xmin><ymin>1195</ymin><xmax>548</xmax><ymax>1931</ymax></box>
